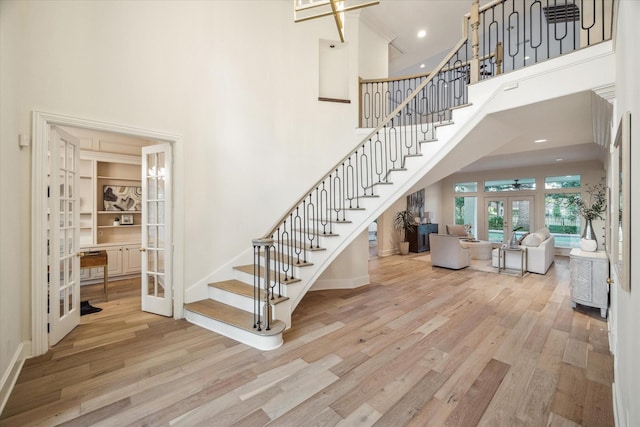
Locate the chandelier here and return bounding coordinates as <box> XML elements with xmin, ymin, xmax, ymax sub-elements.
<box><xmin>293</xmin><ymin>0</ymin><xmax>380</xmax><ymax>43</ymax></box>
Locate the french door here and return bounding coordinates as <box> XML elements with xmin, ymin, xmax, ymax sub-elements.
<box><xmin>486</xmin><ymin>196</ymin><xmax>534</xmax><ymax>244</ymax></box>
<box><xmin>48</xmin><ymin>127</ymin><xmax>81</xmax><ymax>345</ymax></box>
<box><xmin>141</xmin><ymin>143</ymin><xmax>173</xmax><ymax>316</ymax></box>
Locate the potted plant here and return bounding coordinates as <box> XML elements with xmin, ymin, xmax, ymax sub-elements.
<box><xmin>565</xmin><ymin>181</ymin><xmax>606</xmax><ymax>251</ymax></box>
<box><xmin>394</xmin><ymin>210</ymin><xmax>415</xmax><ymax>255</ymax></box>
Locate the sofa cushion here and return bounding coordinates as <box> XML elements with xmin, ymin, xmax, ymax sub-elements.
<box><xmin>517</xmin><ymin>232</ymin><xmax>530</xmax><ymax>245</ymax></box>
<box><xmin>521</xmin><ymin>232</ymin><xmax>543</xmax><ymax>247</ymax></box>
<box><xmin>446</xmin><ymin>224</ymin><xmax>467</xmax><ymax>236</ymax></box>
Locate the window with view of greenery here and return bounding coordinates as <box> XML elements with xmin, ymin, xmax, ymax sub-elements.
<box><xmin>455</xmin><ymin>196</ymin><xmax>477</xmax><ymax>236</ymax></box>
<box><xmin>454</xmin><ymin>182</ymin><xmax>477</xmax><ymax>193</ymax></box>
<box><xmin>484</xmin><ymin>178</ymin><xmax>535</xmax><ymax>192</ymax></box>
<box><xmin>544</xmin><ymin>175</ymin><xmax>582</xmax><ymax>248</ymax></box>
<box><xmin>545</xmin><ymin>175</ymin><xmax>580</xmax><ymax>189</ymax></box>
<box><xmin>454</xmin><ymin>183</ymin><xmax>478</xmax><ymax>237</ymax></box>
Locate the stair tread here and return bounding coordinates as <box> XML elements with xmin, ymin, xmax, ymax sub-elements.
<box><xmin>274</xmin><ymin>240</ymin><xmax>327</xmax><ymax>251</ymax></box>
<box><xmin>185</xmin><ymin>299</ymin><xmax>285</xmax><ymax>336</ymax></box>
<box><xmin>259</xmin><ymin>250</ymin><xmax>313</xmax><ymax>267</ymax></box>
<box><xmin>208</xmin><ymin>279</ymin><xmax>289</xmax><ymax>304</ymax></box>
<box><xmin>291</xmin><ymin>229</ymin><xmax>340</xmax><ymax>236</ymax></box>
<box><xmin>234</xmin><ymin>264</ymin><xmax>301</xmax><ymax>284</ymax></box>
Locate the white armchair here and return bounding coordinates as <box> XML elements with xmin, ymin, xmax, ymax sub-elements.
<box><xmin>429</xmin><ymin>234</ymin><xmax>471</xmax><ymax>270</ymax></box>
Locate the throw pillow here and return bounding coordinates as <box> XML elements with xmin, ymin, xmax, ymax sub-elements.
<box><xmin>446</xmin><ymin>224</ymin><xmax>467</xmax><ymax>236</ymax></box>
<box><xmin>521</xmin><ymin>233</ymin><xmax>543</xmax><ymax>247</ymax></box>
<box><xmin>517</xmin><ymin>232</ymin><xmax>530</xmax><ymax>245</ymax></box>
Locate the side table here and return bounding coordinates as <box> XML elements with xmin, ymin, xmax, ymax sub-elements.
<box><xmin>498</xmin><ymin>246</ymin><xmax>528</xmax><ymax>276</ymax></box>
<box><xmin>569</xmin><ymin>248</ymin><xmax>608</xmax><ymax>317</ymax></box>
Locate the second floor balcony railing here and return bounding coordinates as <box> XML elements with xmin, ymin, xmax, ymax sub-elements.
<box><xmin>360</xmin><ymin>0</ymin><xmax>613</xmax><ymax>128</ymax></box>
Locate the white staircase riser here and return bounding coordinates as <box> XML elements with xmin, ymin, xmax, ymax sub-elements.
<box><xmin>208</xmin><ymin>286</ymin><xmax>262</xmax><ymax>313</ymax></box>
<box><xmin>184</xmin><ymin>310</ymin><xmax>283</xmax><ymax>351</ymax></box>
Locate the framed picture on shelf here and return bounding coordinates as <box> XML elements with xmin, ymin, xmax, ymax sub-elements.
<box><xmin>103</xmin><ymin>185</ymin><xmax>142</xmax><ymax>211</ymax></box>
<box><xmin>121</xmin><ymin>214</ymin><xmax>134</xmax><ymax>225</ymax></box>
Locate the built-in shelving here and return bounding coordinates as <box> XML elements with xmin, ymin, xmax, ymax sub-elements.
<box><xmin>79</xmin><ymin>151</ymin><xmax>143</xmax><ymax>283</ymax></box>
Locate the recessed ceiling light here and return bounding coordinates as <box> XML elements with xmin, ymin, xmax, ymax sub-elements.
<box><xmin>534</xmin><ymin>139</ymin><xmax>548</xmax><ymax>143</ymax></box>
<box><xmin>419</xmin><ymin>64</ymin><xmax>425</xmax><ymax>69</ymax></box>
<box><xmin>555</xmin><ymin>158</ymin><xmax>564</xmax><ymax>162</ymax></box>
<box><xmin>417</xmin><ymin>30</ymin><xmax>427</xmax><ymax>38</ymax></box>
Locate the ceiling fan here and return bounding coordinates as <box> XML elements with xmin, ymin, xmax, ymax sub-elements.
<box><xmin>512</xmin><ymin>179</ymin><xmax>522</xmax><ymax>189</ymax></box>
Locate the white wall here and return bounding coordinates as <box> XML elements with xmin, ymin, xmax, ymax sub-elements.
<box><xmin>610</xmin><ymin>1</ymin><xmax>640</xmax><ymax>424</ymax></box>
<box><xmin>0</xmin><ymin>0</ymin><xmax>388</xmax><ymax>404</ymax></box>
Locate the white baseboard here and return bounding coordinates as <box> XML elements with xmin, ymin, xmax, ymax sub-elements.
<box><xmin>612</xmin><ymin>382</ymin><xmax>627</xmax><ymax>427</ymax></box>
<box><xmin>0</xmin><ymin>341</ymin><xmax>30</xmax><ymax>415</ymax></box>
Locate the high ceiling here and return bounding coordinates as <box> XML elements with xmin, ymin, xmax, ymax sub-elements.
<box><xmin>359</xmin><ymin>0</ymin><xmax>605</xmax><ymax>173</ymax></box>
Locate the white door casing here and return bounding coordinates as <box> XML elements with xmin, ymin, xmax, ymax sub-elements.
<box><xmin>141</xmin><ymin>143</ymin><xmax>173</xmax><ymax>316</ymax></box>
<box><xmin>31</xmin><ymin>111</ymin><xmax>183</xmax><ymax>357</ymax></box>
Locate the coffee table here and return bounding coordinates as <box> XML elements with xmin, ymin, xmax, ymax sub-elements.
<box><xmin>459</xmin><ymin>239</ymin><xmax>493</xmax><ymax>260</ymax></box>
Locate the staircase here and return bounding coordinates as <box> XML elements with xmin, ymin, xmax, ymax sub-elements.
<box><xmin>184</xmin><ymin>0</ymin><xmax>614</xmax><ymax>350</ymax></box>
<box><xmin>184</xmin><ymin>89</ymin><xmax>477</xmax><ymax>350</ymax></box>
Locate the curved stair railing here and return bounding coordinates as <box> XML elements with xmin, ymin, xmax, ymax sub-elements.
<box><xmin>251</xmin><ymin>31</ymin><xmax>473</xmax><ymax>330</ymax></box>
<box><xmin>250</xmin><ymin>0</ymin><xmax>614</xmax><ymax>335</ymax></box>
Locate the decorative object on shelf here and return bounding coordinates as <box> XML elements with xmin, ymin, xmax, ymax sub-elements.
<box><xmin>113</xmin><ymin>216</ymin><xmax>120</xmax><ymax>226</ymax></box>
<box><xmin>423</xmin><ymin>211</ymin><xmax>431</xmax><ymax>224</ymax></box>
<box><xmin>394</xmin><ymin>210</ymin><xmax>415</xmax><ymax>255</ymax></box>
<box><xmin>407</xmin><ymin>189</ymin><xmax>425</xmax><ymax>223</ymax></box>
<box><xmin>509</xmin><ymin>226</ymin><xmax>523</xmax><ymax>248</ymax></box>
<box><xmin>103</xmin><ymin>185</ymin><xmax>142</xmax><ymax>211</ymax></box>
<box><xmin>565</xmin><ymin>180</ymin><xmax>606</xmax><ymax>252</ymax></box>
<box><xmin>121</xmin><ymin>213</ymin><xmax>134</xmax><ymax>225</ymax></box>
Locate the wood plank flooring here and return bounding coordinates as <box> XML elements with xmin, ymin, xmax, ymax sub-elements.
<box><xmin>0</xmin><ymin>254</ymin><xmax>614</xmax><ymax>426</ymax></box>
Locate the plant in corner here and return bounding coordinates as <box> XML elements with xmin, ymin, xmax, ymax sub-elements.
<box><xmin>394</xmin><ymin>210</ymin><xmax>415</xmax><ymax>255</ymax></box>
<box><xmin>565</xmin><ymin>181</ymin><xmax>606</xmax><ymax>251</ymax></box>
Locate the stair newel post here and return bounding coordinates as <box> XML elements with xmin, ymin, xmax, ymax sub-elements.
<box><xmin>252</xmin><ymin>237</ymin><xmax>274</xmax><ymax>331</ymax></box>
<box><xmin>495</xmin><ymin>41</ymin><xmax>503</xmax><ymax>75</ymax></box>
<box><xmin>470</xmin><ymin>0</ymin><xmax>480</xmax><ymax>84</ymax></box>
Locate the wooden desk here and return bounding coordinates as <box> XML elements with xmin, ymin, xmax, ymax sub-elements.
<box><xmin>80</xmin><ymin>251</ymin><xmax>109</xmax><ymax>301</ymax></box>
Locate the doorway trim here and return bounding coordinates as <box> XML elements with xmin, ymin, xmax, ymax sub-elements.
<box><xmin>31</xmin><ymin>111</ymin><xmax>184</xmax><ymax>356</ymax></box>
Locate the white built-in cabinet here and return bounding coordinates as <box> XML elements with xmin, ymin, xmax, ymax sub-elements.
<box><xmin>79</xmin><ymin>151</ymin><xmax>142</xmax><ymax>282</ymax></box>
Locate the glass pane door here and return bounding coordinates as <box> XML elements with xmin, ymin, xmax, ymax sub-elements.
<box><xmin>49</xmin><ymin>126</ymin><xmax>81</xmax><ymax>345</ymax></box>
<box><xmin>486</xmin><ymin>196</ymin><xmax>534</xmax><ymax>244</ymax></box>
<box><xmin>141</xmin><ymin>143</ymin><xmax>172</xmax><ymax>316</ymax></box>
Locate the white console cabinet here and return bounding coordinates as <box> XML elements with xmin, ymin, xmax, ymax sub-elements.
<box><xmin>569</xmin><ymin>248</ymin><xmax>609</xmax><ymax>318</ymax></box>
<box><xmin>79</xmin><ymin>244</ymin><xmax>141</xmax><ymax>284</ymax></box>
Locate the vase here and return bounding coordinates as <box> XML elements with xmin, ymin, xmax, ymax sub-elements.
<box><xmin>508</xmin><ymin>232</ymin><xmax>519</xmax><ymax>248</ymax></box>
<box><xmin>580</xmin><ymin>218</ymin><xmax>598</xmax><ymax>252</ymax></box>
<box><xmin>399</xmin><ymin>241</ymin><xmax>410</xmax><ymax>255</ymax></box>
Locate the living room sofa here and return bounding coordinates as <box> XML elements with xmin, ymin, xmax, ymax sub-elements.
<box><xmin>491</xmin><ymin>228</ymin><xmax>555</xmax><ymax>274</ymax></box>
<box><xmin>429</xmin><ymin>234</ymin><xmax>471</xmax><ymax>270</ymax></box>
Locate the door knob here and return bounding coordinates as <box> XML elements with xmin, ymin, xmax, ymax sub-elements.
<box><xmin>139</xmin><ymin>248</ymin><xmax>146</xmax><ymax>252</ymax></box>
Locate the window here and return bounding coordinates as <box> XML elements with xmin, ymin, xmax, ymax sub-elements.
<box><xmin>454</xmin><ymin>182</ymin><xmax>477</xmax><ymax>193</ymax></box>
<box><xmin>485</xmin><ymin>178</ymin><xmax>535</xmax><ymax>192</ymax></box>
<box><xmin>544</xmin><ymin>175</ymin><xmax>580</xmax><ymax>189</ymax></box>
<box><xmin>455</xmin><ymin>196</ymin><xmax>478</xmax><ymax>237</ymax></box>
<box><xmin>544</xmin><ymin>175</ymin><xmax>582</xmax><ymax>248</ymax></box>
<box><xmin>454</xmin><ymin>182</ymin><xmax>477</xmax><ymax>237</ymax></box>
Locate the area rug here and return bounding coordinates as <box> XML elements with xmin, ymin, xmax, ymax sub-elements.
<box><xmin>81</xmin><ymin>301</ymin><xmax>103</xmax><ymax>316</ymax></box>
<box><xmin>414</xmin><ymin>253</ymin><xmax>496</xmax><ymax>273</ymax></box>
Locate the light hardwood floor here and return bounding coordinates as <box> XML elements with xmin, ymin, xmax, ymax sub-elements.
<box><xmin>1</xmin><ymin>254</ymin><xmax>614</xmax><ymax>426</ymax></box>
